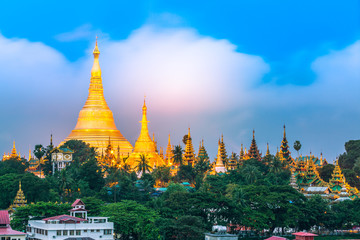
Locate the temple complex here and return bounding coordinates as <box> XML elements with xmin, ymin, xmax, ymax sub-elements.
<box><xmin>63</xmin><ymin>39</ymin><xmax>133</xmax><ymax>155</ymax></box>
<box><xmin>126</xmin><ymin>99</ymin><xmax>165</xmax><ymax>169</ymax></box>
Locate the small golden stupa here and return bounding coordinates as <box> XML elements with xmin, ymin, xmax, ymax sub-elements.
<box><xmin>126</xmin><ymin>99</ymin><xmax>165</xmax><ymax>169</ymax></box>
<box><xmin>9</xmin><ymin>181</ymin><xmax>27</xmax><ymax>211</ymax></box>
<box><xmin>64</xmin><ymin>39</ymin><xmax>133</xmax><ymax>155</ymax></box>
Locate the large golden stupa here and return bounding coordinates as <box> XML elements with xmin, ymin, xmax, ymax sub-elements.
<box><xmin>64</xmin><ymin>40</ymin><xmax>133</xmax><ymax>155</ymax></box>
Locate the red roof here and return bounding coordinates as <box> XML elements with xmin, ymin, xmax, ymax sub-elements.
<box><xmin>0</xmin><ymin>228</ymin><xmax>26</xmax><ymax>236</ymax></box>
<box><xmin>293</xmin><ymin>232</ymin><xmax>318</xmax><ymax>237</ymax></box>
<box><xmin>43</xmin><ymin>215</ymin><xmax>87</xmax><ymax>222</ymax></box>
<box><xmin>69</xmin><ymin>208</ymin><xmax>88</xmax><ymax>212</ymax></box>
<box><xmin>71</xmin><ymin>199</ymin><xmax>85</xmax><ymax>207</ymax></box>
<box><xmin>266</xmin><ymin>236</ymin><xmax>288</xmax><ymax>240</ymax></box>
<box><xmin>0</xmin><ymin>210</ymin><xmax>10</xmax><ymax>225</ymax></box>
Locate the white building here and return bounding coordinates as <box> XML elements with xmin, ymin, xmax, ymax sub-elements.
<box><xmin>26</xmin><ymin>199</ymin><xmax>113</xmax><ymax>240</ymax></box>
<box><xmin>0</xmin><ymin>210</ymin><xmax>26</xmax><ymax>240</ymax></box>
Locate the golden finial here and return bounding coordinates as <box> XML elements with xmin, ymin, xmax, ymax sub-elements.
<box><xmin>19</xmin><ymin>181</ymin><xmax>22</xmax><ymax>190</ymax></box>
<box><xmin>168</xmin><ymin>134</ymin><xmax>171</xmax><ymax>144</ymax></box>
<box><xmin>188</xmin><ymin>128</ymin><xmax>191</xmax><ymax>138</ymax></box>
<box><xmin>266</xmin><ymin>143</ymin><xmax>270</xmax><ymax>156</ymax></box>
<box><xmin>253</xmin><ymin>129</ymin><xmax>255</xmax><ymax>139</ymax></box>
<box><xmin>221</xmin><ymin>134</ymin><xmax>224</xmax><ymax>143</ymax></box>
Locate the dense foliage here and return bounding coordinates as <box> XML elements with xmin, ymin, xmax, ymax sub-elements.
<box><xmin>3</xmin><ymin>139</ymin><xmax>360</xmax><ymax>239</ymax></box>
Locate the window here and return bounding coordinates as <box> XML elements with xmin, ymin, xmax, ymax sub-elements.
<box><xmin>56</xmin><ymin>230</ymin><xmax>62</xmax><ymax>236</ymax></box>
<box><xmin>91</xmin><ymin>229</ymin><xmax>94</xmax><ymax>232</ymax></box>
<box><xmin>45</xmin><ymin>230</ymin><xmax>48</xmax><ymax>236</ymax></box>
<box><xmin>70</xmin><ymin>230</ymin><xmax>74</xmax><ymax>236</ymax></box>
<box><xmin>104</xmin><ymin>229</ymin><xmax>112</xmax><ymax>235</ymax></box>
<box><xmin>76</xmin><ymin>230</ymin><xmax>81</xmax><ymax>235</ymax></box>
<box><xmin>96</xmin><ymin>229</ymin><xmax>100</xmax><ymax>232</ymax></box>
<box><xmin>63</xmin><ymin>230</ymin><xmax>68</xmax><ymax>236</ymax></box>
<box><xmin>84</xmin><ymin>230</ymin><xmax>87</xmax><ymax>233</ymax></box>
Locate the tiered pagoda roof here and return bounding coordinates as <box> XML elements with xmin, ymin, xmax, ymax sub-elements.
<box><xmin>183</xmin><ymin>128</ymin><xmax>196</xmax><ymax>165</ymax></box>
<box><xmin>164</xmin><ymin>134</ymin><xmax>174</xmax><ymax>166</ymax></box>
<box><xmin>248</xmin><ymin>130</ymin><xmax>262</xmax><ymax>161</ymax></box>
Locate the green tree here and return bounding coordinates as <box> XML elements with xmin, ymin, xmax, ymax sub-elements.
<box><xmin>318</xmin><ymin>164</ymin><xmax>335</xmax><ymax>182</ymax></box>
<box><xmin>172</xmin><ymin>145</ymin><xmax>184</xmax><ymax>166</ymax></box>
<box><xmin>294</xmin><ymin>140</ymin><xmax>302</xmax><ymax>156</ymax></box>
<box><xmin>82</xmin><ymin>197</ymin><xmax>105</xmax><ymax>216</ymax></box>
<box><xmin>101</xmin><ymin>200</ymin><xmax>159</xmax><ymax>240</ymax></box>
<box><xmin>166</xmin><ymin>215</ymin><xmax>206</xmax><ymax>240</ymax></box>
<box><xmin>11</xmin><ymin>201</ymin><xmax>71</xmax><ymax>231</ymax></box>
<box><xmin>34</xmin><ymin>144</ymin><xmax>45</xmax><ymax>178</ymax></box>
<box><xmin>152</xmin><ymin>166</ymin><xmax>171</xmax><ymax>187</ymax></box>
<box><xmin>135</xmin><ymin>154</ymin><xmax>152</xmax><ymax>174</ymax></box>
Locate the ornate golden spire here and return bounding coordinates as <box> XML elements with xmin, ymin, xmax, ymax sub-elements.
<box><xmin>10</xmin><ymin>181</ymin><xmax>27</xmax><ymax>210</ymax></box>
<box><xmin>266</xmin><ymin>143</ymin><xmax>270</xmax><ymax>157</ymax></box>
<box><xmin>11</xmin><ymin>141</ymin><xmax>17</xmax><ymax>157</ymax></box>
<box><xmin>127</xmin><ymin>99</ymin><xmax>164</xmax><ymax>168</ymax></box>
<box><xmin>133</xmin><ymin>99</ymin><xmax>155</xmax><ymax>152</ymax></box>
<box><xmin>184</xmin><ymin>128</ymin><xmax>195</xmax><ymax>165</ymax></box>
<box><xmin>64</xmin><ymin>39</ymin><xmax>133</xmax><ymax>155</ymax></box>
<box><xmin>165</xmin><ymin>134</ymin><xmax>174</xmax><ymax>165</ymax></box>
<box><xmin>214</xmin><ymin>141</ymin><xmax>226</xmax><ymax>173</ymax></box>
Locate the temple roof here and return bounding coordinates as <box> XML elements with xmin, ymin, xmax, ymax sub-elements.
<box><xmin>293</xmin><ymin>232</ymin><xmax>318</xmax><ymax>236</ymax></box>
<box><xmin>71</xmin><ymin>199</ymin><xmax>85</xmax><ymax>207</ymax></box>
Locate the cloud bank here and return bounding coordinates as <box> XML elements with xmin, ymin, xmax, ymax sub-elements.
<box><xmin>0</xmin><ymin>26</ymin><xmax>359</xmax><ymax>162</ymax></box>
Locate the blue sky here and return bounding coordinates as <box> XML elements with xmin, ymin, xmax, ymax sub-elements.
<box><xmin>0</xmin><ymin>0</ymin><xmax>359</xmax><ymax>161</ymax></box>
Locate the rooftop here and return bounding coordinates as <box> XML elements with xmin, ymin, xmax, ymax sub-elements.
<box><xmin>0</xmin><ymin>210</ymin><xmax>10</xmax><ymax>225</ymax></box>
<box><xmin>43</xmin><ymin>215</ymin><xmax>87</xmax><ymax>222</ymax></box>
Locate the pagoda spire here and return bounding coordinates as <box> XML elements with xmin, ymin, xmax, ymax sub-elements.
<box><xmin>133</xmin><ymin>98</ymin><xmax>155</xmax><ymax>152</ymax></box>
<box><xmin>11</xmin><ymin>141</ymin><xmax>17</xmax><ymax>157</ymax></box>
<box><xmin>183</xmin><ymin>128</ymin><xmax>195</xmax><ymax>165</ymax></box>
<box><xmin>248</xmin><ymin>130</ymin><xmax>261</xmax><ymax>161</ymax></box>
<box><xmin>239</xmin><ymin>144</ymin><xmax>244</xmax><ymax>161</ymax></box>
<box><xmin>329</xmin><ymin>159</ymin><xmax>346</xmax><ymax>193</ymax></box>
<box><xmin>214</xmin><ymin>142</ymin><xmax>226</xmax><ymax>173</ymax></box>
<box><xmin>219</xmin><ymin>134</ymin><xmax>228</xmax><ymax>166</ymax></box>
<box><xmin>197</xmin><ymin>139</ymin><xmax>209</xmax><ymax>162</ymax></box>
<box><xmin>9</xmin><ymin>181</ymin><xmax>27</xmax><ymax>210</ymax></box>
<box><xmin>126</xmin><ymin>99</ymin><xmax>164</xmax><ymax>169</ymax></box>
<box><xmin>165</xmin><ymin>134</ymin><xmax>174</xmax><ymax>165</ymax></box>
<box><xmin>266</xmin><ymin>143</ymin><xmax>270</xmax><ymax>157</ymax></box>
<box><xmin>279</xmin><ymin>125</ymin><xmax>292</xmax><ymax>164</ymax></box>
<box><xmin>64</xmin><ymin>39</ymin><xmax>133</xmax><ymax>155</ymax></box>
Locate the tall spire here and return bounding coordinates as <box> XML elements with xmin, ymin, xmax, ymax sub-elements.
<box><xmin>279</xmin><ymin>125</ymin><xmax>292</xmax><ymax>163</ymax></box>
<box><xmin>126</xmin><ymin>99</ymin><xmax>164</xmax><ymax>168</ymax></box>
<box><xmin>249</xmin><ymin>130</ymin><xmax>261</xmax><ymax>161</ymax></box>
<box><xmin>9</xmin><ymin>181</ymin><xmax>27</xmax><ymax>210</ymax></box>
<box><xmin>266</xmin><ymin>143</ymin><xmax>270</xmax><ymax>157</ymax></box>
<box><xmin>184</xmin><ymin>128</ymin><xmax>195</xmax><ymax>165</ymax></box>
<box><xmin>214</xmin><ymin>142</ymin><xmax>226</xmax><ymax>173</ymax></box>
<box><xmin>64</xmin><ymin>39</ymin><xmax>133</xmax><ymax>155</ymax></box>
<box><xmin>165</xmin><ymin>134</ymin><xmax>174</xmax><ymax>165</ymax></box>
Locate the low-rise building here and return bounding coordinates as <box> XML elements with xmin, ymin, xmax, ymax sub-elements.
<box><xmin>26</xmin><ymin>199</ymin><xmax>114</xmax><ymax>240</ymax></box>
<box><xmin>0</xmin><ymin>210</ymin><xmax>26</xmax><ymax>240</ymax></box>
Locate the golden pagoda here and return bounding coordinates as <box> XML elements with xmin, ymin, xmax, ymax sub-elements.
<box><xmin>164</xmin><ymin>134</ymin><xmax>174</xmax><ymax>166</ymax></box>
<box><xmin>64</xmin><ymin>39</ymin><xmax>133</xmax><ymax>155</ymax></box>
<box><xmin>183</xmin><ymin>128</ymin><xmax>196</xmax><ymax>165</ymax></box>
<box><xmin>214</xmin><ymin>141</ymin><xmax>226</xmax><ymax>173</ymax></box>
<box><xmin>266</xmin><ymin>143</ymin><xmax>270</xmax><ymax>157</ymax></box>
<box><xmin>126</xmin><ymin>99</ymin><xmax>165</xmax><ymax>169</ymax></box>
<box><xmin>2</xmin><ymin>141</ymin><xmax>21</xmax><ymax>160</ymax></box>
<box><xmin>329</xmin><ymin>160</ymin><xmax>346</xmax><ymax>193</ymax></box>
<box><xmin>9</xmin><ymin>181</ymin><xmax>27</xmax><ymax>211</ymax></box>
<box><xmin>248</xmin><ymin>130</ymin><xmax>262</xmax><ymax>161</ymax></box>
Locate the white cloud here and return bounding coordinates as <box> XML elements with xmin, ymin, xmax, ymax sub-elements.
<box><xmin>0</xmin><ymin>26</ymin><xmax>359</xmax><ymax>162</ymax></box>
<box><xmin>55</xmin><ymin>24</ymin><xmax>108</xmax><ymax>42</ymax></box>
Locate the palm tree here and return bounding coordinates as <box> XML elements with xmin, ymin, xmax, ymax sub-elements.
<box><xmin>172</xmin><ymin>145</ymin><xmax>184</xmax><ymax>166</ymax></box>
<box><xmin>242</xmin><ymin>165</ymin><xmax>260</xmax><ymax>184</ymax></box>
<box><xmin>34</xmin><ymin>144</ymin><xmax>45</xmax><ymax>178</ymax></box>
<box><xmin>135</xmin><ymin>154</ymin><xmax>152</xmax><ymax>175</ymax></box>
<box><xmin>293</xmin><ymin>140</ymin><xmax>302</xmax><ymax>156</ymax></box>
<box><xmin>59</xmin><ymin>170</ymin><xmax>74</xmax><ymax>200</ymax></box>
<box><xmin>120</xmin><ymin>156</ymin><xmax>131</xmax><ymax>173</ymax></box>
